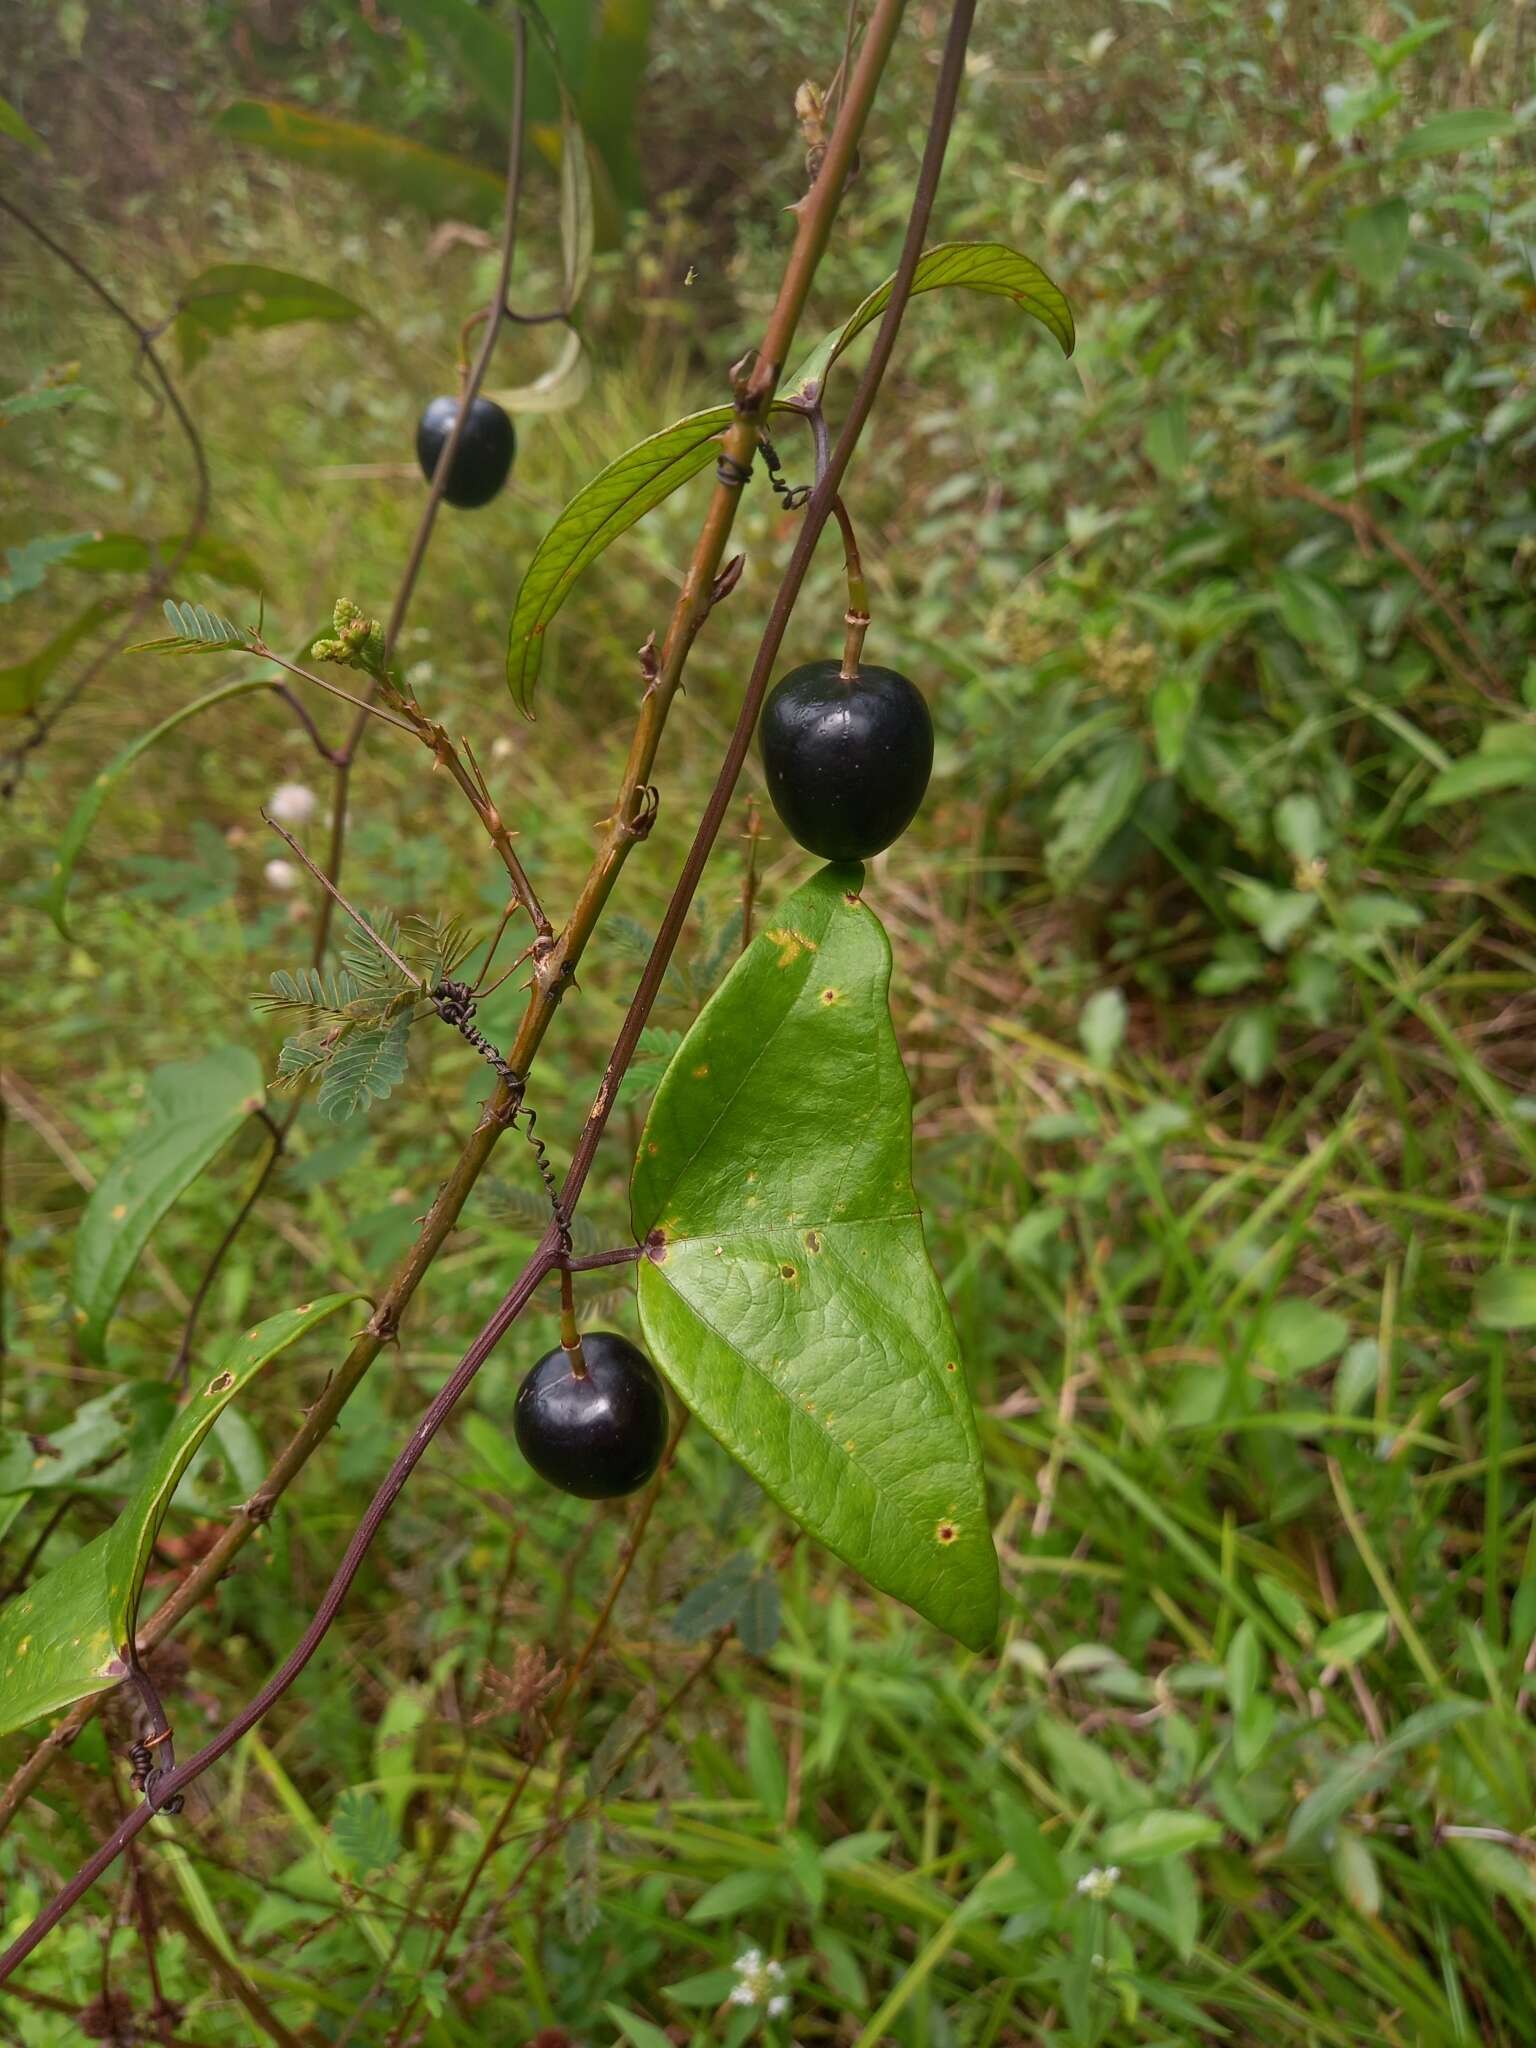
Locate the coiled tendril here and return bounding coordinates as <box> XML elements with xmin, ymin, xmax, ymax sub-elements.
<box><xmin>431</xmin><ymin>981</ymin><xmax>570</xmax><ymax>1251</ymax></box>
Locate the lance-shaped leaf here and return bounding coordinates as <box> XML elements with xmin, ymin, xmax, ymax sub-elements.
<box><xmin>0</xmin><ymin>596</ymin><xmax>125</xmax><ymax>718</ymax></box>
<box><xmin>0</xmin><ymin>1295</ymin><xmax>356</xmax><ymax>1736</ymax></box>
<box><xmin>787</xmin><ymin>241</ymin><xmax>1076</xmax><ymax>400</ymax></box>
<box><xmin>505</xmin><ymin>242</ymin><xmax>1072</xmax><ymax>708</ymax></box>
<box><xmin>174</xmin><ymin>265</ymin><xmax>366</xmax><ymax>372</ymax></box>
<box><xmin>71</xmin><ymin>1046</ymin><xmax>267</xmax><ymax>1362</ymax></box>
<box><xmin>507</xmin><ymin>403</ymin><xmax>725</xmax><ymax>708</ymax></box>
<box><xmin>216</xmin><ymin>100</ymin><xmax>505</xmax><ymax>227</ymax></box>
<box><xmin>632</xmin><ymin>866</ymin><xmax>998</xmax><ymax>1651</ymax></box>
<box><xmin>48</xmin><ymin>673</ymin><xmax>270</xmax><ymax>933</ymax></box>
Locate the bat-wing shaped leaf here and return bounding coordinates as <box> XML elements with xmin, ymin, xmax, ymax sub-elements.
<box><xmin>0</xmin><ymin>1294</ymin><xmax>356</xmax><ymax>1736</ymax></box>
<box><xmin>632</xmin><ymin>867</ymin><xmax>997</xmax><ymax>1651</ymax></box>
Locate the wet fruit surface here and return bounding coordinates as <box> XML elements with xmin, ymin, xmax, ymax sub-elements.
<box><xmin>415</xmin><ymin>394</ymin><xmax>516</xmax><ymax>508</ymax></box>
<box><xmin>513</xmin><ymin>1330</ymin><xmax>669</xmax><ymax>1499</ymax></box>
<box><xmin>759</xmin><ymin>660</ymin><xmax>934</xmax><ymax>862</ymax></box>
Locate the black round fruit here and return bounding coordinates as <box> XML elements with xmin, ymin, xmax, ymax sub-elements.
<box><xmin>513</xmin><ymin>1331</ymin><xmax>668</xmax><ymax>1500</ymax></box>
<box><xmin>415</xmin><ymin>394</ymin><xmax>515</xmax><ymax>509</ymax></box>
<box><xmin>758</xmin><ymin>660</ymin><xmax>934</xmax><ymax>862</ymax></box>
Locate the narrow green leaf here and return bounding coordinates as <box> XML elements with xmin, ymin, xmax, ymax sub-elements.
<box><xmin>66</xmin><ymin>531</ymin><xmax>266</xmax><ymax>590</ymax></box>
<box><xmin>559</xmin><ymin>116</ymin><xmax>594</xmax><ymax>311</ymax></box>
<box><xmin>0</xmin><ymin>1296</ymin><xmax>355</xmax><ymax>1735</ymax></box>
<box><xmin>1315</xmin><ymin>1612</ymin><xmax>1389</xmax><ymax>1664</ymax></box>
<box><xmin>505</xmin><ymin>404</ymin><xmax>735</xmax><ymax>707</ymax></box>
<box><xmin>174</xmin><ymin>265</ymin><xmax>367</xmax><ymax>373</ymax></box>
<box><xmin>0</xmin><ymin>94</ymin><xmax>46</xmax><ymax>153</ymax></box>
<box><xmin>1098</xmin><ymin>1809</ymin><xmax>1222</xmax><ymax>1864</ymax></box>
<box><xmin>48</xmin><ymin>674</ymin><xmax>270</xmax><ymax>934</ymax></box>
<box><xmin>216</xmin><ymin>100</ymin><xmax>505</xmax><ymax>226</ymax></box>
<box><xmin>0</xmin><ymin>597</ymin><xmax>124</xmax><ymax>718</ymax></box>
<box><xmin>1473</xmin><ymin>1267</ymin><xmax>1536</xmax><ymax>1331</ymax></box>
<box><xmin>1392</xmin><ymin>108</ymin><xmax>1517</xmax><ymax>160</ymax></box>
<box><xmin>71</xmin><ymin>1047</ymin><xmax>266</xmax><ymax>1362</ymax></box>
<box><xmin>788</xmin><ymin>241</ymin><xmax>1075</xmax><ymax>399</ymax></box>
<box><xmin>633</xmin><ymin>867</ymin><xmax>998</xmax><ymax>1651</ymax></box>
<box><xmin>604</xmin><ymin>2007</ymin><xmax>674</xmax><ymax>2048</ymax></box>
<box><xmin>2</xmin><ymin>384</ymin><xmax>85</xmax><ymax>418</ymax></box>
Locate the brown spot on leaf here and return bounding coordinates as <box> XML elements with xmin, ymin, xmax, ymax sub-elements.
<box><xmin>936</xmin><ymin>1522</ymin><xmax>958</xmax><ymax>1545</ymax></box>
<box><xmin>819</xmin><ymin>987</ymin><xmax>840</xmax><ymax>1005</ymax></box>
<box><xmin>804</xmin><ymin>1230</ymin><xmax>821</xmax><ymax>1253</ymax></box>
<box><xmin>206</xmin><ymin>1371</ymin><xmax>235</xmax><ymax>1395</ymax></box>
<box><xmin>692</xmin><ymin>1063</ymin><xmax>710</xmax><ymax>1078</ymax></box>
<box><xmin>779</xmin><ymin>1263</ymin><xmax>797</xmax><ymax>1282</ymax></box>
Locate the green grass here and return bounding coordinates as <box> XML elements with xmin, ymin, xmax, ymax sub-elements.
<box><xmin>3</xmin><ymin>1</ymin><xmax>1535</xmax><ymax>2041</ymax></box>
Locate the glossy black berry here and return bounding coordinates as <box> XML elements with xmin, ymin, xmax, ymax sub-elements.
<box><xmin>513</xmin><ymin>1331</ymin><xmax>668</xmax><ymax>1499</ymax></box>
<box><xmin>759</xmin><ymin>660</ymin><xmax>934</xmax><ymax>863</ymax></box>
<box><xmin>415</xmin><ymin>394</ymin><xmax>515</xmax><ymax>508</ymax></box>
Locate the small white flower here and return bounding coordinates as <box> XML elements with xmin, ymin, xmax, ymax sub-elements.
<box><xmin>730</xmin><ymin>1950</ymin><xmax>789</xmax><ymax>2013</ymax></box>
<box><xmin>1075</xmin><ymin>1865</ymin><xmax>1120</xmax><ymax>1900</ymax></box>
<box><xmin>267</xmin><ymin>781</ymin><xmax>319</xmax><ymax>826</ymax></box>
<box><xmin>264</xmin><ymin>858</ymin><xmax>299</xmax><ymax>892</ymax></box>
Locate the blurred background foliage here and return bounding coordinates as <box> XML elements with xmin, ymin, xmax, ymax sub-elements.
<box><xmin>2</xmin><ymin>0</ymin><xmax>1536</xmax><ymax>2041</ymax></box>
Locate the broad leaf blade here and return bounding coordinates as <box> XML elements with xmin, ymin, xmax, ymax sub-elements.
<box><xmin>0</xmin><ymin>1296</ymin><xmax>355</xmax><ymax>1736</ymax></box>
<box><xmin>174</xmin><ymin>265</ymin><xmax>367</xmax><ymax>372</ymax></box>
<box><xmin>216</xmin><ymin>100</ymin><xmax>505</xmax><ymax>226</ymax></box>
<box><xmin>789</xmin><ymin>241</ymin><xmax>1075</xmax><ymax>399</ymax></box>
<box><xmin>48</xmin><ymin>674</ymin><xmax>270</xmax><ymax>934</ymax></box>
<box><xmin>632</xmin><ymin>867</ymin><xmax>998</xmax><ymax>1650</ymax></box>
<box><xmin>71</xmin><ymin>1047</ymin><xmax>266</xmax><ymax>1362</ymax></box>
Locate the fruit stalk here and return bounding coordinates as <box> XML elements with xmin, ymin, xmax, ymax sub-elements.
<box><xmin>832</xmin><ymin>494</ymin><xmax>872</xmax><ymax>677</ymax></box>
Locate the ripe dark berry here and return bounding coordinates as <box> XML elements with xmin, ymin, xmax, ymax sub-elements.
<box><xmin>513</xmin><ymin>1331</ymin><xmax>668</xmax><ymax>1499</ymax></box>
<box><xmin>759</xmin><ymin>659</ymin><xmax>934</xmax><ymax>862</ymax></box>
<box><xmin>415</xmin><ymin>394</ymin><xmax>515</xmax><ymax>508</ymax></box>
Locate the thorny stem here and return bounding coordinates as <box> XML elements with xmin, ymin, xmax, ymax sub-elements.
<box><xmin>0</xmin><ymin>195</ymin><xmax>211</xmax><ymax>799</ymax></box>
<box><xmin>0</xmin><ymin>0</ymin><xmax>918</xmax><ymax>1935</ymax></box>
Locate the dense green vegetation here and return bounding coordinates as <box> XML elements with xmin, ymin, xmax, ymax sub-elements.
<box><xmin>2</xmin><ymin>1</ymin><xmax>1534</xmax><ymax>2041</ymax></box>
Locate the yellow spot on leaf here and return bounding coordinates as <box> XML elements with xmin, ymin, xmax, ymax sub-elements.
<box><xmin>110</xmin><ymin>1203</ymin><xmax>128</xmax><ymax>1222</ymax></box>
<box><xmin>691</xmin><ymin>1063</ymin><xmax>710</xmax><ymax>1079</ymax></box>
<box><xmin>819</xmin><ymin>988</ymin><xmax>840</xmax><ymax>1006</ymax></box>
<box><xmin>765</xmin><ymin>926</ymin><xmax>817</xmax><ymax>969</ymax></box>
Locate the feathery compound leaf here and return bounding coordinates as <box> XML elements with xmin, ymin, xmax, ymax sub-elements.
<box><xmin>340</xmin><ymin>906</ymin><xmax>408</xmax><ymax>991</ymax></box>
<box><xmin>129</xmin><ymin>597</ymin><xmax>256</xmax><ymax>657</ymax></box>
<box><xmin>316</xmin><ymin>1018</ymin><xmax>411</xmax><ymax>1122</ymax></box>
